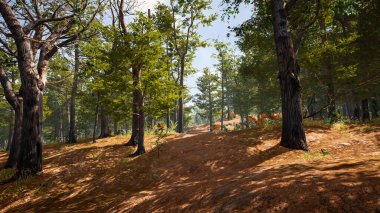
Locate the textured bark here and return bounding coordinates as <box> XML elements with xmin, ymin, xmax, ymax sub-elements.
<box><xmin>99</xmin><ymin>112</ymin><xmax>111</xmax><ymax>138</ymax></box>
<box><xmin>177</xmin><ymin>58</ymin><xmax>185</xmax><ymax>133</ymax></box>
<box><xmin>129</xmin><ymin>67</ymin><xmax>145</xmax><ymax>156</ymax></box>
<box><xmin>68</xmin><ymin>43</ymin><xmax>79</xmax><ymax>144</ymax></box>
<box><xmin>271</xmin><ymin>0</ymin><xmax>308</xmax><ymax>151</ymax></box>
<box><xmin>125</xmin><ymin>68</ymin><xmax>141</xmax><ymax>146</ymax></box>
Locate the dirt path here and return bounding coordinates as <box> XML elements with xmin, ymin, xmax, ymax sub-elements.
<box><xmin>1</xmin><ymin>125</ymin><xmax>379</xmax><ymax>212</ymax></box>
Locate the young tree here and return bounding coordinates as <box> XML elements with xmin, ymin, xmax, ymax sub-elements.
<box><xmin>168</xmin><ymin>0</ymin><xmax>216</xmax><ymax>133</ymax></box>
<box><xmin>194</xmin><ymin>68</ymin><xmax>220</xmax><ymax>130</ymax></box>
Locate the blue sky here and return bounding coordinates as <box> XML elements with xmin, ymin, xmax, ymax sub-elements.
<box><xmin>137</xmin><ymin>0</ymin><xmax>253</xmax><ymax>99</ymax></box>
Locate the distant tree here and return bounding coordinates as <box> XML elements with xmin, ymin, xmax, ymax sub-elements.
<box><xmin>194</xmin><ymin>68</ymin><xmax>220</xmax><ymax>130</ymax></box>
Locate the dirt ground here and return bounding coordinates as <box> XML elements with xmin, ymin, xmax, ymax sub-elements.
<box><xmin>0</xmin><ymin>123</ymin><xmax>379</xmax><ymax>212</ymax></box>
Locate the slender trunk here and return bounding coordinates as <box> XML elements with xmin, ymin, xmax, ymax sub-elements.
<box><xmin>125</xmin><ymin>68</ymin><xmax>141</xmax><ymax>146</ymax></box>
<box><xmin>166</xmin><ymin>108</ymin><xmax>170</xmax><ymax>129</ymax></box>
<box><xmin>177</xmin><ymin>58</ymin><xmax>185</xmax><ymax>133</ymax></box>
<box><xmin>130</xmin><ymin>67</ymin><xmax>145</xmax><ymax>156</ymax></box>
<box><xmin>209</xmin><ymin>81</ymin><xmax>213</xmax><ymax>131</ymax></box>
<box><xmin>221</xmin><ymin>60</ymin><xmax>225</xmax><ymax>128</ymax></box>
<box><xmin>271</xmin><ymin>0</ymin><xmax>308</xmax><ymax>151</ymax></box>
<box><xmin>245</xmin><ymin>114</ymin><xmax>249</xmax><ymax>129</ymax></box>
<box><xmin>114</xmin><ymin>120</ymin><xmax>118</xmax><ymax>135</ymax></box>
<box><xmin>4</xmin><ymin>98</ymin><xmax>23</xmax><ymax>169</ymax></box>
<box><xmin>68</xmin><ymin>44</ymin><xmax>79</xmax><ymax>144</ymax></box>
<box><xmin>93</xmin><ymin>104</ymin><xmax>99</xmax><ymax>143</ymax></box>
<box><xmin>320</xmin><ymin>19</ymin><xmax>336</xmax><ymax>122</ymax></box>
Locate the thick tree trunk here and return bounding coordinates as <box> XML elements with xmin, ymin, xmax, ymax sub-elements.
<box><xmin>99</xmin><ymin>112</ymin><xmax>111</xmax><ymax>138</ymax></box>
<box><xmin>177</xmin><ymin>58</ymin><xmax>185</xmax><ymax>133</ymax></box>
<box><xmin>362</xmin><ymin>98</ymin><xmax>370</xmax><ymax>122</ymax></box>
<box><xmin>320</xmin><ymin>19</ymin><xmax>336</xmax><ymax>122</ymax></box>
<box><xmin>271</xmin><ymin>0</ymin><xmax>308</xmax><ymax>151</ymax></box>
<box><xmin>4</xmin><ymin>98</ymin><xmax>23</xmax><ymax>169</ymax></box>
<box><xmin>68</xmin><ymin>44</ymin><xmax>79</xmax><ymax>144</ymax></box>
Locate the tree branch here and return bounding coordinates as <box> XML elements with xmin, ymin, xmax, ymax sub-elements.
<box><xmin>0</xmin><ymin>67</ymin><xmax>19</xmax><ymax>109</ymax></box>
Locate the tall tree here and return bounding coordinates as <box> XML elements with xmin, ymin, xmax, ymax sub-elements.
<box><xmin>0</xmin><ymin>0</ymin><xmax>103</xmax><ymax>176</ymax></box>
<box><xmin>168</xmin><ymin>0</ymin><xmax>216</xmax><ymax>133</ymax></box>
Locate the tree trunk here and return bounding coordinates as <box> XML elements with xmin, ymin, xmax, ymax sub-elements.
<box><xmin>125</xmin><ymin>69</ymin><xmax>141</xmax><ymax>146</ymax></box>
<box><xmin>130</xmin><ymin>67</ymin><xmax>145</xmax><ymax>156</ymax></box>
<box><xmin>320</xmin><ymin>19</ymin><xmax>336</xmax><ymax>122</ymax></box>
<box><xmin>4</xmin><ymin>98</ymin><xmax>23</xmax><ymax>169</ymax></box>
<box><xmin>68</xmin><ymin>43</ymin><xmax>79</xmax><ymax>144</ymax></box>
<box><xmin>209</xmin><ymin>81</ymin><xmax>213</xmax><ymax>131</ymax></box>
<box><xmin>362</xmin><ymin>98</ymin><xmax>370</xmax><ymax>122</ymax></box>
<box><xmin>271</xmin><ymin>0</ymin><xmax>308</xmax><ymax>151</ymax></box>
<box><xmin>166</xmin><ymin>108</ymin><xmax>171</xmax><ymax>129</ymax></box>
<box><xmin>221</xmin><ymin>59</ymin><xmax>225</xmax><ymax>128</ymax></box>
<box><xmin>99</xmin><ymin>112</ymin><xmax>111</xmax><ymax>138</ymax></box>
<box><xmin>177</xmin><ymin>58</ymin><xmax>185</xmax><ymax>133</ymax></box>
<box><xmin>113</xmin><ymin>120</ymin><xmax>118</xmax><ymax>135</ymax></box>
<box><xmin>93</xmin><ymin>103</ymin><xmax>99</xmax><ymax>143</ymax></box>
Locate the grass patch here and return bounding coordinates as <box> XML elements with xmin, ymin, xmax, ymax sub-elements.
<box><xmin>301</xmin><ymin>152</ymin><xmax>331</xmax><ymax>159</ymax></box>
<box><xmin>332</xmin><ymin>122</ymin><xmax>348</xmax><ymax>131</ymax></box>
<box><xmin>0</xmin><ymin>174</ymin><xmax>33</xmax><ymax>204</ymax></box>
<box><xmin>360</xmin><ymin>125</ymin><xmax>375</xmax><ymax>133</ymax></box>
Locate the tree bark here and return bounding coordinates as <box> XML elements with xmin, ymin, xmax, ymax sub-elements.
<box><xmin>129</xmin><ymin>66</ymin><xmax>145</xmax><ymax>156</ymax></box>
<box><xmin>68</xmin><ymin>43</ymin><xmax>79</xmax><ymax>144</ymax></box>
<box><xmin>99</xmin><ymin>111</ymin><xmax>111</xmax><ymax>138</ymax></box>
<box><xmin>177</xmin><ymin>58</ymin><xmax>185</xmax><ymax>133</ymax></box>
<box><xmin>370</xmin><ymin>97</ymin><xmax>379</xmax><ymax>118</ymax></box>
<box><xmin>220</xmin><ymin>57</ymin><xmax>225</xmax><ymax>128</ymax></box>
<box><xmin>271</xmin><ymin>0</ymin><xmax>308</xmax><ymax>151</ymax></box>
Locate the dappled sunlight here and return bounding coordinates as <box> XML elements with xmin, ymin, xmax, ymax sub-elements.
<box><xmin>0</xmin><ymin>125</ymin><xmax>379</xmax><ymax>212</ymax></box>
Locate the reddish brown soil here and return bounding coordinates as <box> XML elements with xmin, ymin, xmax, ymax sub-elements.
<box><xmin>0</xmin><ymin>124</ymin><xmax>379</xmax><ymax>212</ymax></box>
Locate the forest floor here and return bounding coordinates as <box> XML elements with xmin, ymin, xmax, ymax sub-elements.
<box><xmin>0</xmin><ymin>121</ymin><xmax>379</xmax><ymax>212</ymax></box>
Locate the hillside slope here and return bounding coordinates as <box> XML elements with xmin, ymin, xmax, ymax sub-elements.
<box><xmin>0</xmin><ymin>124</ymin><xmax>379</xmax><ymax>212</ymax></box>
